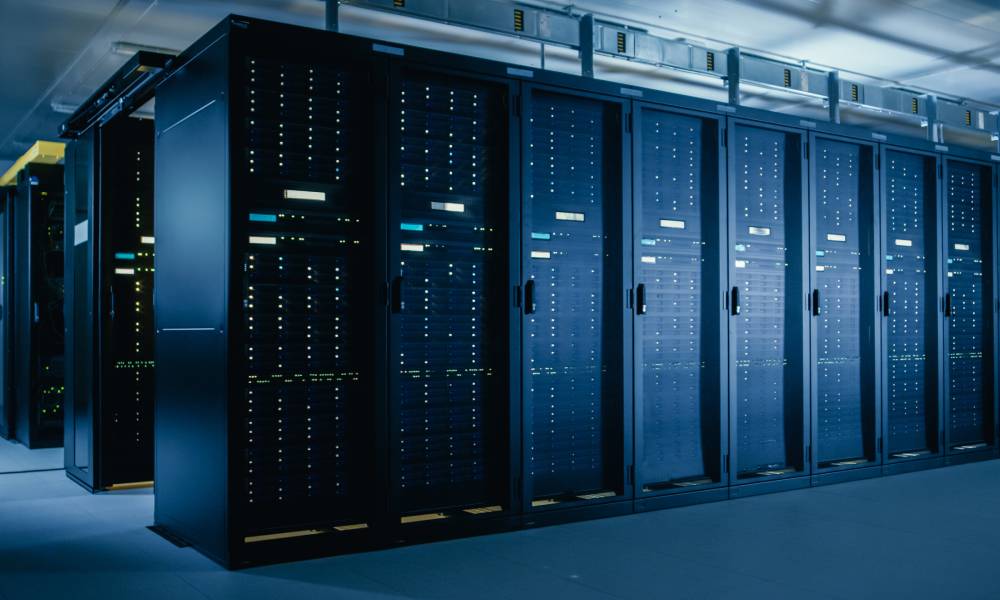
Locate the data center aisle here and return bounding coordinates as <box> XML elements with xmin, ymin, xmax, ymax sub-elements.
<box><xmin>0</xmin><ymin>438</ymin><xmax>61</xmax><ymax>475</ymax></box>
<box><xmin>1</xmin><ymin>463</ymin><xmax>1000</xmax><ymax>600</ymax></box>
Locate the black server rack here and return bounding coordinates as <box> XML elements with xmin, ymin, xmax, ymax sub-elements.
<box><xmin>880</xmin><ymin>147</ymin><xmax>943</xmax><ymax>467</ymax></box>
<box><xmin>631</xmin><ymin>104</ymin><xmax>727</xmax><ymax>507</ymax></box>
<box><xmin>726</xmin><ymin>120</ymin><xmax>808</xmax><ymax>491</ymax></box>
<box><xmin>520</xmin><ymin>85</ymin><xmax>629</xmax><ymax>517</ymax></box>
<box><xmin>12</xmin><ymin>164</ymin><xmax>65</xmax><ymax>449</ymax></box>
<box><xmin>386</xmin><ymin>64</ymin><xmax>518</xmax><ymax>529</ymax></box>
<box><xmin>0</xmin><ymin>186</ymin><xmax>12</xmax><ymax>439</ymax></box>
<box><xmin>64</xmin><ymin>116</ymin><xmax>156</xmax><ymax>491</ymax></box>
<box><xmin>808</xmin><ymin>134</ymin><xmax>881</xmax><ymax>478</ymax></box>
<box><xmin>154</xmin><ymin>19</ymin><xmax>380</xmax><ymax>567</ymax></box>
<box><xmin>941</xmin><ymin>157</ymin><xmax>996</xmax><ymax>456</ymax></box>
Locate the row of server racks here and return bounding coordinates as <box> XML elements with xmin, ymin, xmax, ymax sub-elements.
<box><xmin>153</xmin><ymin>16</ymin><xmax>1000</xmax><ymax>567</ymax></box>
<box><xmin>0</xmin><ymin>160</ymin><xmax>65</xmax><ymax>449</ymax></box>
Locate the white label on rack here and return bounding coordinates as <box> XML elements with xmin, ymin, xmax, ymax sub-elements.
<box><xmin>886</xmin><ymin>268</ymin><xmax>895</xmax><ymax>275</ymax></box>
<box><xmin>555</xmin><ymin>211</ymin><xmax>585</xmax><ymax>222</ymax></box>
<box><xmin>734</xmin><ymin>260</ymin><xmax>747</xmax><ymax>269</ymax></box>
<box><xmin>141</xmin><ymin>236</ymin><xmax>155</xmax><ymax>245</ymax></box>
<box><xmin>530</xmin><ymin>251</ymin><xmax>551</xmax><ymax>259</ymax></box>
<box><xmin>114</xmin><ymin>268</ymin><xmax>135</xmax><ymax>276</ymax></box>
<box><xmin>660</xmin><ymin>219</ymin><xmax>685</xmax><ymax>230</ymax></box>
<box><xmin>284</xmin><ymin>189</ymin><xmax>326</xmax><ymax>201</ymax></box>
<box><xmin>74</xmin><ymin>221</ymin><xmax>88</xmax><ymax>246</ymax></box>
<box><xmin>827</xmin><ymin>233</ymin><xmax>846</xmax><ymax>242</ymax></box>
<box><xmin>954</xmin><ymin>243</ymin><xmax>970</xmax><ymax>251</ymax></box>
<box><xmin>249</xmin><ymin>236</ymin><xmax>277</xmax><ymax>246</ymax></box>
<box><xmin>431</xmin><ymin>201</ymin><xmax>465</xmax><ymax>213</ymax></box>
<box><xmin>815</xmin><ymin>265</ymin><xmax>826</xmax><ymax>272</ymax></box>
<box><xmin>641</xmin><ymin>256</ymin><xmax>656</xmax><ymax>264</ymax></box>
<box><xmin>895</xmin><ymin>239</ymin><xmax>912</xmax><ymax>247</ymax></box>
<box><xmin>401</xmin><ymin>243</ymin><xmax>424</xmax><ymax>252</ymax></box>
<box><xmin>748</xmin><ymin>226</ymin><xmax>771</xmax><ymax>236</ymax></box>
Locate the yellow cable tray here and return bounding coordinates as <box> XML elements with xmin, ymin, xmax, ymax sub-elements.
<box><xmin>0</xmin><ymin>140</ymin><xmax>65</xmax><ymax>187</ymax></box>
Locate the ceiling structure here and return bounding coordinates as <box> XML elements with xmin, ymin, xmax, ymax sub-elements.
<box><xmin>2</xmin><ymin>0</ymin><xmax>1000</xmax><ymax>171</ymax></box>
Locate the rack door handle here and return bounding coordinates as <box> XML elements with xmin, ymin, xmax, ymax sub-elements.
<box><xmin>524</xmin><ymin>280</ymin><xmax>536</xmax><ymax>315</ymax></box>
<box><xmin>812</xmin><ymin>289</ymin><xmax>821</xmax><ymax>316</ymax></box>
<box><xmin>730</xmin><ymin>286</ymin><xmax>740</xmax><ymax>316</ymax></box>
<box><xmin>390</xmin><ymin>276</ymin><xmax>403</xmax><ymax>314</ymax></box>
<box><xmin>945</xmin><ymin>292</ymin><xmax>952</xmax><ymax>318</ymax></box>
<box><xmin>110</xmin><ymin>288</ymin><xmax>116</xmax><ymax>321</ymax></box>
<box><xmin>882</xmin><ymin>290</ymin><xmax>890</xmax><ymax>317</ymax></box>
<box><xmin>636</xmin><ymin>283</ymin><xmax>647</xmax><ymax>315</ymax></box>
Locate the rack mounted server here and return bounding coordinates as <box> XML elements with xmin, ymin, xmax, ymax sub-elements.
<box><xmin>153</xmin><ymin>16</ymin><xmax>999</xmax><ymax>568</ymax></box>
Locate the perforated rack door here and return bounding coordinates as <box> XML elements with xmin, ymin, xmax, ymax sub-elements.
<box><xmin>810</xmin><ymin>137</ymin><xmax>878</xmax><ymax>468</ymax></box>
<box><xmin>728</xmin><ymin>122</ymin><xmax>806</xmax><ymax>481</ymax></box>
<box><xmin>389</xmin><ymin>69</ymin><xmax>510</xmax><ymax>516</ymax></box>
<box><xmin>523</xmin><ymin>88</ymin><xmax>624</xmax><ymax>503</ymax></box>
<box><xmin>633</xmin><ymin>106</ymin><xmax>723</xmax><ymax>492</ymax></box>
<box><xmin>101</xmin><ymin>117</ymin><xmax>155</xmax><ymax>484</ymax></box>
<box><xmin>883</xmin><ymin>149</ymin><xmax>940</xmax><ymax>458</ymax></box>
<box><xmin>240</xmin><ymin>55</ymin><xmax>375</xmax><ymax>530</ymax></box>
<box><xmin>944</xmin><ymin>159</ymin><xmax>995</xmax><ymax>451</ymax></box>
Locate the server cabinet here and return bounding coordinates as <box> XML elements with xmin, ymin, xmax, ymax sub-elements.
<box><xmin>809</xmin><ymin>134</ymin><xmax>881</xmax><ymax>473</ymax></box>
<box><xmin>154</xmin><ymin>20</ymin><xmax>380</xmax><ymax>567</ymax></box>
<box><xmin>726</xmin><ymin>120</ymin><xmax>808</xmax><ymax>485</ymax></box>
<box><xmin>12</xmin><ymin>164</ymin><xmax>65</xmax><ymax>449</ymax></box>
<box><xmin>880</xmin><ymin>147</ymin><xmax>942</xmax><ymax>463</ymax></box>
<box><xmin>0</xmin><ymin>187</ymin><xmax>12</xmax><ymax>439</ymax></box>
<box><xmin>64</xmin><ymin>116</ymin><xmax>156</xmax><ymax>491</ymax></box>
<box><xmin>941</xmin><ymin>157</ymin><xmax>996</xmax><ymax>454</ymax></box>
<box><xmin>387</xmin><ymin>64</ymin><xmax>518</xmax><ymax>526</ymax></box>
<box><xmin>632</xmin><ymin>104</ymin><xmax>727</xmax><ymax>498</ymax></box>
<box><xmin>521</xmin><ymin>85</ymin><xmax>630</xmax><ymax>511</ymax></box>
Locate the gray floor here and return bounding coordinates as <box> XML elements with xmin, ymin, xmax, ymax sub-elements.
<box><xmin>1</xmin><ymin>449</ymin><xmax>999</xmax><ymax>600</ymax></box>
<box><xmin>0</xmin><ymin>438</ymin><xmax>62</xmax><ymax>475</ymax></box>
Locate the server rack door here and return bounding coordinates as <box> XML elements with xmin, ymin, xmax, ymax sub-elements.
<box><xmin>0</xmin><ymin>190</ymin><xmax>9</xmax><ymax>439</ymax></box>
<box><xmin>632</xmin><ymin>105</ymin><xmax>726</xmax><ymax>494</ymax></box>
<box><xmin>809</xmin><ymin>135</ymin><xmax>880</xmax><ymax>471</ymax></box>
<box><xmin>522</xmin><ymin>86</ymin><xmax>627</xmax><ymax>506</ymax></box>
<box><xmin>98</xmin><ymin>117</ymin><xmax>156</xmax><ymax>485</ymax></box>
<box><xmin>881</xmin><ymin>148</ymin><xmax>942</xmax><ymax>460</ymax></box>
<box><xmin>236</xmin><ymin>50</ymin><xmax>377</xmax><ymax>534</ymax></box>
<box><xmin>726</xmin><ymin>120</ymin><xmax>808</xmax><ymax>483</ymax></box>
<box><xmin>386</xmin><ymin>66</ymin><xmax>515</xmax><ymax>520</ymax></box>
<box><xmin>942</xmin><ymin>158</ymin><xmax>995</xmax><ymax>453</ymax></box>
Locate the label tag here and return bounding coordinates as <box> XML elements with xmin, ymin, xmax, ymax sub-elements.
<box><xmin>74</xmin><ymin>220</ymin><xmax>88</xmax><ymax>246</ymax></box>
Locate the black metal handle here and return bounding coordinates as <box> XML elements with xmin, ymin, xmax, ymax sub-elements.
<box><xmin>945</xmin><ymin>292</ymin><xmax>952</xmax><ymax>318</ymax></box>
<box><xmin>524</xmin><ymin>280</ymin><xmax>536</xmax><ymax>315</ymax></box>
<box><xmin>109</xmin><ymin>288</ymin><xmax>116</xmax><ymax>321</ymax></box>
<box><xmin>636</xmin><ymin>283</ymin><xmax>647</xmax><ymax>315</ymax></box>
<box><xmin>730</xmin><ymin>286</ymin><xmax>740</xmax><ymax>316</ymax></box>
<box><xmin>33</xmin><ymin>302</ymin><xmax>40</xmax><ymax>324</ymax></box>
<box><xmin>390</xmin><ymin>276</ymin><xmax>403</xmax><ymax>314</ymax></box>
<box><xmin>882</xmin><ymin>290</ymin><xmax>890</xmax><ymax>317</ymax></box>
<box><xmin>812</xmin><ymin>289</ymin><xmax>821</xmax><ymax>316</ymax></box>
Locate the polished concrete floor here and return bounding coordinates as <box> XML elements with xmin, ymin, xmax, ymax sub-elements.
<box><xmin>0</xmin><ymin>440</ymin><xmax>999</xmax><ymax>599</ymax></box>
<box><xmin>0</xmin><ymin>438</ymin><xmax>61</xmax><ymax>475</ymax></box>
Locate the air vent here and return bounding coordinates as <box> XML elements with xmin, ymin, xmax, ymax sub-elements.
<box><xmin>513</xmin><ymin>8</ymin><xmax>524</xmax><ymax>32</ymax></box>
<box><xmin>911</xmin><ymin>97</ymin><xmax>919</xmax><ymax>114</ymax></box>
<box><xmin>850</xmin><ymin>84</ymin><xmax>859</xmax><ymax>102</ymax></box>
<box><xmin>706</xmin><ymin>51</ymin><xmax>715</xmax><ymax>71</ymax></box>
<box><xmin>393</xmin><ymin>0</ymin><xmax>405</xmax><ymax>7</ymax></box>
<box><xmin>965</xmin><ymin>110</ymin><xmax>972</xmax><ymax>126</ymax></box>
<box><xmin>616</xmin><ymin>31</ymin><xmax>626</xmax><ymax>54</ymax></box>
<box><xmin>783</xmin><ymin>69</ymin><xmax>791</xmax><ymax>88</ymax></box>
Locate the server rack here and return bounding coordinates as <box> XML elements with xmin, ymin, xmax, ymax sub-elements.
<box><xmin>880</xmin><ymin>146</ymin><xmax>944</xmax><ymax>471</ymax></box>
<box><xmin>520</xmin><ymin>84</ymin><xmax>631</xmax><ymax>519</ymax></box>
<box><xmin>631</xmin><ymin>104</ymin><xmax>728</xmax><ymax>508</ymax></box>
<box><xmin>154</xmin><ymin>19</ymin><xmax>382</xmax><ymax>567</ymax></box>
<box><xmin>0</xmin><ymin>186</ymin><xmax>11</xmax><ymax>439</ymax></box>
<box><xmin>386</xmin><ymin>62</ymin><xmax>519</xmax><ymax>532</ymax></box>
<box><xmin>726</xmin><ymin>119</ymin><xmax>809</xmax><ymax>494</ymax></box>
<box><xmin>64</xmin><ymin>116</ymin><xmax>156</xmax><ymax>491</ymax></box>
<box><xmin>941</xmin><ymin>156</ymin><xmax>997</xmax><ymax>458</ymax></box>
<box><xmin>808</xmin><ymin>133</ymin><xmax>881</xmax><ymax>480</ymax></box>
<box><xmin>12</xmin><ymin>164</ymin><xmax>65</xmax><ymax>449</ymax></box>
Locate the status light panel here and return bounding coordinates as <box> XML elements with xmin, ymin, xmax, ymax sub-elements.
<box><xmin>885</xmin><ymin>150</ymin><xmax>934</xmax><ymax>456</ymax></box>
<box><xmin>525</xmin><ymin>90</ymin><xmax>619</xmax><ymax>500</ymax></box>
<box><xmin>637</xmin><ymin>110</ymin><xmax>710</xmax><ymax>488</ymax></box>
<box><xmin>37</xmin><ymin>177</ymin><xmax>65</xmax><ymax>432</ymax></box>
<box><xmin>242</xmin><ymin>57</ymin><xmax>369</xmax><ymax>528</ymax></box>
<box><xmin>395</xmin><ymin>73</ymin><xmax>507</xmax><ymax>513</ymax></box>
<box><xmin>814</xmin><ymin>139</ymin><xmax>866</xmax><ymax>464</ymax></box>
<box><xmin>946</xmin><ymin>161</ymin><xmax>990</xmax><ymax>448</ymax></box>
<box><xmin>733</xmin><ymin>125</ymin><xmax>794</xmax><ymax>477</ymax></box>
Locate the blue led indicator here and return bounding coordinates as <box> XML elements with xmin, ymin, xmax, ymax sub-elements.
<box><xmin>531</xmin><ymin>232</ymin><xmax>551</xmax><ymax>240</ymax></box>
<box><xmin>400</xmin><ymin>222</ymin><xmax>424</xmax><ymax>231</ymax></box>
<box><xmin>249</xmin><ymin>213</ymin><xmax>278</xmax><ymax>223</ymax></box>
<box><xmin>115</xmin><ymin>252</ymin><xmax>136</xmax><ymax>260</ymax></box>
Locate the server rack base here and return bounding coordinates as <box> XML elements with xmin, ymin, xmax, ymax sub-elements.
<box><xmin>883</xmin><ymin>456</ymin><xmax>947</xmax><ymax>476</ymax></box>
<box><xmin>810</xmin><ymin>465</ymin><xmax>883</xmax><ymax>487</ymax></box>
<box><xmin>521</xmin><ymin>500</ymin><xmax>633</xmax><ymax>529</ymax></box>
<box><xmin>729</xmin><ymin>476</ymin><xmax>811</xmax><ymax>499</ymax></box>
<box><xmin>635</xmin><ymin>487</ymin><xmax>729</xmax><ymax>513</ymax></box>
<box><xmin>943</xmin><ymin>448</ymin><xmax>999</xmax><ymax>467</ymax></box>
